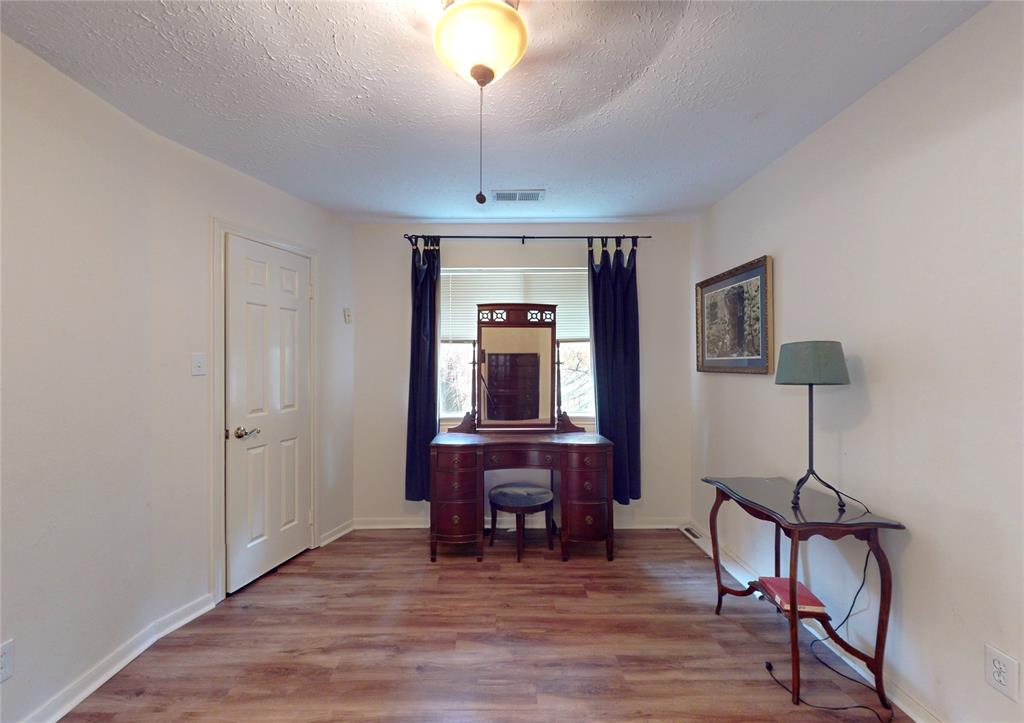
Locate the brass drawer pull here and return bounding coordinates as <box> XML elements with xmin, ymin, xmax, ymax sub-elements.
<box><xmin>584</xmin><ymin>456</ymin><xmax>592</xmax><ymax>466</ymax></box>
<box><xmin>453</xmin><ymin>457</ymin><xmax>461</xmax><ymax>467</ymax></box>
<box><xmin>583</xmin><ymin>481</ymin><xmax>593</xmax><ymax>492</ymax></box>
<box><xmin>451</xmin><ymin>514</ymin><xmax>461</xmax><ymax>525</ymax></box>
<box><xmin>490</xmin><ymin>454</ymin><xmax>500</xmax><ymax>464</ymax></box>
<box><xmin>544</xmin><ymin>454</ymin><xmax>553</xmax><ymax>464</ymax></box>
<box><xmin>451</xmin><ymin>480</ymin><xmax>460</xmax><ymax>491</ymax></box>
<box><xmin>585</xmin><ymin>515</ymin><xmax>594</xmax><ymax>525</ymax></box>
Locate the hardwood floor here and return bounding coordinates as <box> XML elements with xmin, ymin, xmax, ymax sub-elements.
<box><xmin>67</xmin><ymin>530</ymin><xmax>905</xmax><ymax>721</ymax></box>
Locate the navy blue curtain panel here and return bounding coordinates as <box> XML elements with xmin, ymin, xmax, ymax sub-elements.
<box><xmin>405</xmin><ymin>237</ymin><xmax>440</xmax><ymax>501</ymax></box>
<box><xmin>589</xmin><ymin>237</ymin><xmax>641</xmax><ymax>503</ymax></box>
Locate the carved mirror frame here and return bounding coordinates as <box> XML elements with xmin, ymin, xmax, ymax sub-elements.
<box><xmin>448</xmin><ymin>303</ymin><xmax>584</xmax><ymax>434</ymax></box>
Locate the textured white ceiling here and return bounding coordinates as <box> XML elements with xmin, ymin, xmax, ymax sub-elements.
<box><xmin>1</xmin><ymin>1</ymin><xmax>983</xmax><ymax>220</ymax></box>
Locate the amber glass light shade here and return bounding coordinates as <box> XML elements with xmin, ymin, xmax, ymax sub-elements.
<box><xmin>434</xmin><ymin>0</ymin><xmax>528</xmax><ymax>86</ymax></box>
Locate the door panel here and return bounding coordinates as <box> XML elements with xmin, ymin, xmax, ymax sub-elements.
<box><xmin>226</xmin><ymin>233</ymin><xmax>312</xmax><ymax>593</ymax></box>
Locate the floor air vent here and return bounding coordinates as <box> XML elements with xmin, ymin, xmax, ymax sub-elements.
<box><xmin>682</xmin><ymin>527</ymin><xmax>703</xmax><ymax>541</ymax></box>
<box><xmin>492</xmin><ymin>189</ymin><xmax>545</xmax><ymax>202</ymax></box>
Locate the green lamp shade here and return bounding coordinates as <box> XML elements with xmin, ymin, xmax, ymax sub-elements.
<box><xmin>775</xmin><ymin>341</ymin><xmax>850</xmax><ymax>385</ymax></box>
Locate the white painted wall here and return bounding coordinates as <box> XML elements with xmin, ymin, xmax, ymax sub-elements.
<box><xmin>351</xmin><ymin>222</ymin><xmax>692</xmax><ymax>531</ymax></box>
<box><xmin>0</xmin><ymin>36</ymin><xmax>355</xmax><ymax>721</ymax></box>
<box><xmin>688</xmin><ymin>5</ymin><xmax>1023</xmax><ymax>722</ymax></box>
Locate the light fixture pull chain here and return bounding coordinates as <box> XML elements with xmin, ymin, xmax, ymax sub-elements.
<box><xmin>476</xmin><ymin>86</ymin><xmax>486</xmax><ymax>204</ymax></box>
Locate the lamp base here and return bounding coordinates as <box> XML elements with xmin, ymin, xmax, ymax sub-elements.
<box><xmin>791</xmin><ymin>469</ymin><xmax>846</xmax><ymax>511</ymax></box>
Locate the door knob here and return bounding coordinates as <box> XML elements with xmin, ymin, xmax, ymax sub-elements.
<box><xmin>233</xmin><ymin>426</ymin><xmax>261</xmax><ymax>440</ymax></box>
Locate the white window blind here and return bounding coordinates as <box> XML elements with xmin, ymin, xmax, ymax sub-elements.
<box><xmin>440</xmin><ymin>268</ymin><xmax>590</xmax><ymax>341</ymax></box>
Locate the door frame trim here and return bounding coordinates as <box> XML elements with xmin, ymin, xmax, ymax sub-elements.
<box><xmin>209</xmin><ymin>218</ymin><xmax>320</xmax><ymax>603</ymax></box>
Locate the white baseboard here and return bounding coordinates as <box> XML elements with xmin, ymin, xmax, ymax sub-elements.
<box><xmin>352</xmin><ymin>516</ymin><xmax>429</xmax><ymax>529</ymax></box>
<box><xmin>348</xmin><ymin>516</ymin><xmax>683</xmax><ymax>531</ymax></box>
<box><xmin>319</xmin><ymin>519</ymin><xmax>355</xmax><ymax>546</ymax></box>
<box><xmin>25</xmin><ymin>592</ymin><xmax>215</xmax><ymax>723</ymax></box>
<box><xmin>616</xmin><ymin>517</ymin><xmax>685</xmax><ymax>529</ymax></box>
<box><xmin>679</xmin><ymin>521</ymin><xmax>942</xmax><ymax>723</ymax></box>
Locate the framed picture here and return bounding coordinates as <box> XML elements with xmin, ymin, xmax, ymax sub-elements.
<box><xmin>695</xmin><ymin>255</ymin><xmax>773</xmax><ymax>374</ymax></box>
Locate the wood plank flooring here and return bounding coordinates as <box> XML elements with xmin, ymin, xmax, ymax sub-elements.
<box><xmin>67</xmin><ymin>530</ymin><xmax>905</xmax><ymax>721</ymax></box>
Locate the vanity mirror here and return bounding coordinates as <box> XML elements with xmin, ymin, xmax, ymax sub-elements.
<box><xmin>449</xmin><ymin>303</ymin><xmax>583</xmax><ymax>433</ymax></box>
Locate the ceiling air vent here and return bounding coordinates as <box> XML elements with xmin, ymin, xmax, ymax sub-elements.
<box><xmin>492</xmin><ymin>189</ymin><xmax>546</xmax><ymax>202</ymax></box>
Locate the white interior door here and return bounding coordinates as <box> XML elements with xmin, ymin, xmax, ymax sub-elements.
<box><xmin>226</xmin><ymin>233</ymin><xmax>312</xmax><ymax>593</ymax></box>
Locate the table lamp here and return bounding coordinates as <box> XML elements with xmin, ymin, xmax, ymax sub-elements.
<box><xmin>775</xmin><ymin>341</ymin><xmax>850</xmax><ymax>510</ymax></box>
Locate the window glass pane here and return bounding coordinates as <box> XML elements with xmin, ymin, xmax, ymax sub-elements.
<box><xmin>439</xmin><ymin>342</ymin><xmax>474</xmax><ymax>417</ymax></box>
<box><xmin>440</xmin><ymin>268</ymin><xmax>589</xmax><ymax>341</ymax></box>
<box><xmin>559</xmin><ymin>341</ymin><xmax>595</xmax><ymax>417</ymax></box>
<box><xmin>438</xmin><ymin>268</ymin><xmax>595</xmax><ymax>421</ymax></box>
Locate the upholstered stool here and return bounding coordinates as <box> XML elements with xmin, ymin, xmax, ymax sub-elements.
<box><xmin>488</xmin><ymin>483</ymin><xmax>554</xmax><ymax>562</ymax></box>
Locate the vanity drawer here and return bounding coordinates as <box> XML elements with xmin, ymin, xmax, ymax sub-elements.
<box><xmin>566</xmin><ymin>450</ymin><xmax>603</xmax><ymax>470</ymax></box>
<box><xmin>433</xmin><ymin>470</ymin><xmax>477</xmax><ymax>501</ymax></box>
<box><xmin>564</xmin><ymin>470</ymin><xmax>606</xmax><ymax>501</ymax></box>
<box><xmin>437</xmin><ymin>451</ymin><xmax>477</xmax><ymax>471</ymax></box>
<box><xmin>564</xmin><ymin>501</ymin><xmax>608</xmax><ymax>541</ymax></box>
<box><xmin>484</xmin><ymin>449</ymin><xmax>558</xmax><ymax>469</ymax></box>
<box><xmin>434</xmin><ymin>501</ymin><xmax>478</xmax><ymax>538</ymax></box>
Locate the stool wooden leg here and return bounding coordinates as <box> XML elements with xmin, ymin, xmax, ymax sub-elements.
<box><xmin>545</xmin><ymin>506</ymin><xmax>553</xmax><ymax>550</ymax></box>
<box><xmin>516</xmin><ymin>513</ymin><xmax>525</xmax><ymax>562</ymax></box>
<box><xmin>490</xmin><ymin>504</ymin><xmax>497</xmax><ymax>546</ymax></box>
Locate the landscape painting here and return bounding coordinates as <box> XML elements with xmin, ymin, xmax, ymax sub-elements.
<box><xmin>696</xmin><ymin>256</ymin><xmax>773</xmax><ymax>373</ymax></box>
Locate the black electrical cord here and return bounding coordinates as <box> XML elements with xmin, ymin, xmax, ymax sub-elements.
<box><xmin>765</xmin><ymin>660</ymin><xmax>891</xmax><ymax>722</ymax></box>
<box><xmin>836</xmin><ymin>488</ymin><xmax>873</xmax><ymax>514</ymax></box>
<box><xmin>764</xmin><ymin>550</ymin><xmax>894</xmax><ymax>721</ymax></box>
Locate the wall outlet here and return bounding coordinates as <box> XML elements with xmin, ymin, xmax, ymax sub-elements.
<box><xmin>1</xmin><ymin>639</ymin><xmax>14</xmax><ymax>683</ymax></box>
<box><xmin>985</xmin><ymin>643</ymin><xmax>1019</xmax><ymax>701</ymax></box>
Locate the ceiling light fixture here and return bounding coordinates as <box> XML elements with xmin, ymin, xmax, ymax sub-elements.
<box><xmin>434</xmin><ymin>0</ymin><xmax>528</xmax><ymax>204</ymax></box>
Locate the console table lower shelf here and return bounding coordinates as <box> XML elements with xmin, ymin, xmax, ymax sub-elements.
<box><xmin>702</xmin><ymin>476</ymin><xmax>906</xmax><ymax>710</ymax></box>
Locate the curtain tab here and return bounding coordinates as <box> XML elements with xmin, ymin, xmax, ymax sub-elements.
<box><xmin>615</xmin><ymin>236</ymin><xmax>622</xmax><ymax>249</ymax></box>
<box><xmin>587</xmin><ymin>236</ymin><xmax>593</xmax><ymax>251</ymax></box>
<box><xmin>601</xmin><ymin>236</ymin><xmax>608</xmax><ymax>249</ymax></box>
<box><xmin>632</xmin><ymin>236</ymin><xmax>639</xmax><ymax>249</ymax></box>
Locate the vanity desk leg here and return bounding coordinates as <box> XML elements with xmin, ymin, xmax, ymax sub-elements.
<box><xmin>476</xmin><ymin>449</ymin><xmax>484</xmax><ymax>561</ymax></box>
<box><xmin>606</xmin><ymin>449</ymin><xmax>614</xmax><ymax>561</ymax></box>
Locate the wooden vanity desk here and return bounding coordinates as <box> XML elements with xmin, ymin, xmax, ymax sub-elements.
<box><xmin>430</xmin><ymin>303</ymin><xmax>613</xmax><ymax>561</ymax></box>
<box><xmin>430</xmin><ymin>431</ymin><xmax>613</xmax><ymax>562</ymax></box>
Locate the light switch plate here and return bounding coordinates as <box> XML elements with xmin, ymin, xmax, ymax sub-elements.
<box><xmin>985</xmin><ymin>643</ymin><xmax>1019</xmax><ymax>701</ymax></box>
<box><xmin>343</xmin><ymin>307</ymin><xmax>352</xmax><ymax>324</ymax></box>
<box><xmin>191</xmin><ymin>352</ymin><xmax>208</xmax><ymax>376</ymax></box>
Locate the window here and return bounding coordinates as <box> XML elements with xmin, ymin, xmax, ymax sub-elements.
<box><xmin>438</xmin><ymin>268</ymin><xmax>595</xmax><ymax>420</ymax></box>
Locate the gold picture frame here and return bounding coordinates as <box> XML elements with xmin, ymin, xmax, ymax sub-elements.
<box><xmin>695</xmin><ymin>255</ymin><xmax>774</xmax><ymax>374</ymax></box>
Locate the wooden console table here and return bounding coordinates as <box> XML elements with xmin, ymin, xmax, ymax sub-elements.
<box><xmin>702</xmin><ymin>476</ymin><xmax>905</xmax><ymax>709</ymax></box>
<box><xmin>430</xmin><ymin>432</ymin><xmax>614</xmax><ymax>562</ymax></box>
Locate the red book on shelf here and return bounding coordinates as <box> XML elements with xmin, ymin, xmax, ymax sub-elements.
<box><xmin>758</xmin><ymin>577</ymin><xmax>827</xmax><ymax>613</ymax></box>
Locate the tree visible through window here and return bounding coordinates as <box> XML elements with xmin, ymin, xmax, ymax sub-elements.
<box><xmin>558</xmin><ymin>341</ymin><xmax>595</xmax><ymax>417</ymax></box>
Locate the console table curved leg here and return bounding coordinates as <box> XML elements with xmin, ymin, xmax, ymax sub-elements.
<box><xmin>708</xmin><ymin>490</ymin><xmax>759</xmax><ymax>616</ymax></box>
<box><xmin>868</xmin><ymin>528</ymin><xmax>894</xmax><ymax>709</ymax></box>
<box><xmin>788</xmin><ymin>532</ymin><xmax>801</xmax><ymax>705</ymax></box>
<box><xmin>709</xmin><ymin>490</ymin><xmax>727</xmax><ymax>614</ymax></box>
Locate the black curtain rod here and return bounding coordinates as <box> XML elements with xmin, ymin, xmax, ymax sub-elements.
<box><xmin>404</xmin><ymin>233</ymin><xmax>650</xmax><ymax>245</ymax></box>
